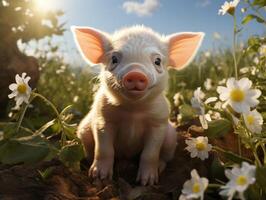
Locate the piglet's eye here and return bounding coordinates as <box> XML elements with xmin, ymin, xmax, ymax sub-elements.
<box><xmin>153</xmin><ymin>55</ymin><xmax>163</xmax><ymax>73</ymax></box>
<box><xmin>154</xmin><ymin>57</ymin><xmax>161</xmax><ymax>66</ymax></box>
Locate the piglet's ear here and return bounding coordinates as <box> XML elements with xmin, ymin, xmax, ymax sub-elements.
<box><xmin>71</xmin><ymin>26</ymin><xmax>111</xmax><ymax>65</ymax></box>
<box><xmin>167</xmin><ymin>32</ymin><xmax>204</xmax><ymax>70</ymax></box>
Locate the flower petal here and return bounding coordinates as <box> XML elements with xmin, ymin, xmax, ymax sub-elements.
<box><xmin>24</xmin><ymin>76</ymin><xmax>31</xmax><ymax>84</ymax></box>
<box><xmin>9</xmin><ymin>83</ymin><xmax>17</xmax><ymax>91</ymax></box>
<box><xmin>8</xmin><ymin>92</ymin><xmax>16</xmax><ymax>99</ymax></box>
<box><xmin>15</xmin><ymin>97</ymin><xmax>24</xmax><ymax>107</ymax></box>
<box><xmin>15</xmin><ymin>74</ymin><xmax>22</xmax><ymax>84</ymax></box>
<box><xmin>21</xmin><ymin>72</ymin><xmax>27</xmax><ymax>79</ymax></box>
<box><xmin>217</xmin><ymin>86</ymin><xmax>230</xmax><ymax>101</ymax></box>
<box><xmin>191</xmin><ymin>169</ymin><xmax>200</xmax><ymax>180</ymax></box>
<box><xmin>226</xmin><ymin>77</ymin><xmax>236</xmax><ymax>89</ymax></box>
<box><xmin>205</xmin><ymin>97</ymin><xmax>218</xmax><ymax>104</ymax></box>
<box><xmin>238</xmin><ymin>77</ymin><xmax>252</xmax><ymax>90</ymax></box>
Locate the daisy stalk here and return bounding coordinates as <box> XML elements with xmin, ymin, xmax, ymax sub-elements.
<box><xmin>16</xmin><ymin>94</ymin><xmax>36</xmax><ymax>133</ymax></box>
<box><xmin>233</xmin><ymin>10</ymin><xmax>241</xmax><ymax>154</ymax></box>
<box><xmin>232</xmin><ymin>12</ymin><xmax>238</xmax><ymax>80</ymax></box>
<box><xmin>219</xmin><ymin>0</ymin><xmax>243</xmax><ymax>156</ymax></box>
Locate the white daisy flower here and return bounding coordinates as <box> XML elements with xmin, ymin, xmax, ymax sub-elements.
<box><xmin>220</xmin><ymin>162</ymin><xmax>256</xmax><ymax>200</ymax></box>
<box><xmin>240</xmin><ymin>67</ymin><xmax>249</xmax><ymax>74</ymax></box>
<box><xmin>243</xmin><ymin>109</ymin><xmax>263</xmax><ymax>134</ymax></box>
<box><xmin>218</xmin><ymin>78</ymin><xmax>226</xmax><ymax>85</ymax></box>
<box><xmin>185</xmin><ymin>136</ymin><xmax>212</xmax><ymax>160</ymax></box>
<box><xmin>191</xmin><ymin>88</ymin><xmax>208</xmax><ymax>129</ymax></box>
<box><xmin>191</xmin><ymin>87</ymin><xmax>205</xmax><ymax>116</ymax></box>
<box><xmin>217</xmin><ymin>77</ymin><xmax>261</xmax><ymax>113</ymax></box>
<box><xmin>191</xmin><ymin>88</ymin><xmax>217</xmax><ymax>129</ymax></box>
<box><xmin>204</xmin><ymin>78</ymin><xmax>213</xmax><ymax>91</ymax></box>
<box><xmin>218</xmin><ymin>0</ymin><xmax>240</xmax><ymax>15</ymax></box>
<box><xmin>8</xmin><ymin>73</ymin><xmax>32</xmax><ymax>108</ymax></box>
<box><xmin>180</xmin><ymin>169</ymin><xmax>209</xmax><ymax>200</ymax></box>
<box><xmin>173</xmin><ymin>92</ymin><xmax>183</xmax><ymax>107</ymax></box>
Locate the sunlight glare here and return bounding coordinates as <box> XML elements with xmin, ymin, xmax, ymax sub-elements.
<box><xmin>34</xmin><ymin>0</ymin><xmax>56</xmax><ymax>12</ymax></box>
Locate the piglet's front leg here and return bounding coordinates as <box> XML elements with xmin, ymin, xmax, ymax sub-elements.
<box><xmin>89</xmin><ymin>124</ymin><xmax>115</xmax><ymax>180</ymax></box>
<box><xmin>137</xmin><ymin>124</ymin><xmax>166</xmax><ymax>185</ymax></box>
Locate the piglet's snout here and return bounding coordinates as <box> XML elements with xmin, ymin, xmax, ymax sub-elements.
<box><xmin>123</xmin><ymin>71</ymin><xmax>148</xmax><ymax>91</ymax></box>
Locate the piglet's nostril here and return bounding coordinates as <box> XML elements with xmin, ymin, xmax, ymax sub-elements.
<box><xmin>123</xmin><ymin>71</ymin><xmax>148</xmax><ymax>91</ymax></box>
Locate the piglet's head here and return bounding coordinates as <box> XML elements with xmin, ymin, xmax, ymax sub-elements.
<box><xmin>72</xmin><ymin>26</ymin><xmax>204</xmax><ymax>102</ymax></box>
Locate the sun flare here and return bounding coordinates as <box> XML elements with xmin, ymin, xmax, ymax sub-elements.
<box><xmin>34</xmin><ymin>0</ymin><xmax>56</xmax><ymax>12</ymax></box>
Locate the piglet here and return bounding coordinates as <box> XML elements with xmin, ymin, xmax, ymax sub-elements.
<box><xmin>71</xmin><ymin>25</ymin><xmax>204</xmax><ymax>185</ymax></box>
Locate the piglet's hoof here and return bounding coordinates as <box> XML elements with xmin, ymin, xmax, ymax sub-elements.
<box><xmin>136</xmin><ymin>162</ymin><xmax>159</xmax><ymax>186</ymax></box>
<box><xmin>89</xmin><ymin>159</ymin><xmax>113</xmax><ymax>180</ymax></box>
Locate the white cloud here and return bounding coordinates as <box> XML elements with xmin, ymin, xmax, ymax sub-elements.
<box><xmin>122</xmin><ymin>0</ymin><xmax>160</xmax><ymax>17</ymax></box>
<box><xmin>196</xmin><ymin>0</ymin><xmax>211</xmax><ymax>7</ymax></box>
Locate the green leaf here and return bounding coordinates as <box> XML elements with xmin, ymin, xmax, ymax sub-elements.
<box><xmin>34</xmin><ymin>119</ymin><xmax>56</xmax><ymax>135</ymax></box>
<box><xmin>179</xmin><ymin>104</ymin><xmax>195</xmax><ymax>121</ymax></box>
<box><xmin>255</xmin><ymin>167</ymin><xmax>266</xmax><ymax>191</ymax></box>
<box><xmin>59</xmin><ymin>143</ymin><xmax>85</xmax><ymax>163</ymax></box>
<box><xmin>253</xmin><ymin>0</ymin><xmax>266</xmax><ymax>8</ymax></box>
<box><xmin>0</xmin><ymin>135</ymin><xmax>50</xmax><ymax>164</ymax></box>
<box><xmin>63</xmin><ymin>123</ymin><xmax>78</xmax><ymax>140</ymax></box>
<box><xmin>204</xmin><ymin>119</ymin><xmax>232</xmax><ymax>138</ymax></box>
<box><xmin>245</xmin><ymin>183</ymin><xmax>265</xmax><ymax>200</ymax></box>
<box><xmin>213</xmin><ymin>146</ymin><xmax>252</xmax><ymax>163</ymax></box>
<box><xmin>242</xmin><ymin>14</ymin><xmax>265</xmax><ymax>25</ymax></box>
<box><xmin>222</xmin><ymin>150</ymin><xmax>251</xmax><ymax>163</ymax></box>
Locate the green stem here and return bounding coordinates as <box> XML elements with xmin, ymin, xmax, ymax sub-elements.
<box><xmin>232</xmin><ymin>14</ymin><xmax>238</xmax><ymax>80</ymax></box>
<box><xmin>208</xmin><ymin>183</ymin><xmax>223</xmax><ymax>188</ymax></box>
<box><xmin>16</xmin><ymin>95</ymin><xmax>36</xmax><ymax>133</ymax></box>
<box><xmin>260</xmin><ymin>144</ymin><xmax>266</xmax><ymax>166</ymax></box>
<box><xmin>232</xmin><ymin>14</ymin><xmax>242</xmax><ymax>156</ymax></box>
<box><xmin>32</xmin><ymin>92</ymin><xmax>66</xmax><ymax>146</ymax></box>
<box><xmin>252</xmin><ymin>148</ymin><xmax>262</xmax><ymax>167</ymax></box>
<box><xmin>32</xmin><ymin>93</ymin><xmax>60</xmax><ymax>117</ymax></box>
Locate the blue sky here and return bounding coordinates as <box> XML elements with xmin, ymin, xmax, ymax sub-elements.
<box><xmin>34</xmin><ymin>0</ymin><xmax>265</xmax><ymax>66</ymax></box>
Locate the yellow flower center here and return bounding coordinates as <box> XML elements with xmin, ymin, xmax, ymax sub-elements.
<box><xmin>196</xmin><ymin>142</ymin><xmax>206</xmax><ymax>151</ymax></box>
<box><xmin>192</xmin><ymin>182</ymin><xmax>201</xmax><ymax>193</ymax></box>
<box><xmin>17</xmin><ymin>84</ymin><xmax>27</xmax><ymax>94</ymax></box>
<box><xmin>246</xmin><ymin>115</ymin><xmax>255</xmax><ymax>125</ymax></box>
<box><xmin>227</xmin><ymin>6</ymin><xmax>235</xmax><ymax>15</ymax></box>
<box><xmin>230</xmin><ymin>89</ymin><xmax>245</xmax><ymax>102</ymax></box>
<box><xmin>236</xmin><ymin>175</ymin><xmax>247</xmax><ymax>186</ymax></box>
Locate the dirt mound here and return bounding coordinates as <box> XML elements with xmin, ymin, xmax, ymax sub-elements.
<box><xmin>0</xmin><ymin>133</ymin><xmax>213</xmax><ymax>200</ymax></box>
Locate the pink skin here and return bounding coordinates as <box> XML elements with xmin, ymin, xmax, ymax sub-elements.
<box><xmin>123</xmin><ymin>71</ymin><xmax>148</xmax><ymax>91</ymax></box>
<box><xmin>72</xmin><ymin>25</ymin><xmax>204</xmax><ymax>185</ymax></box>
